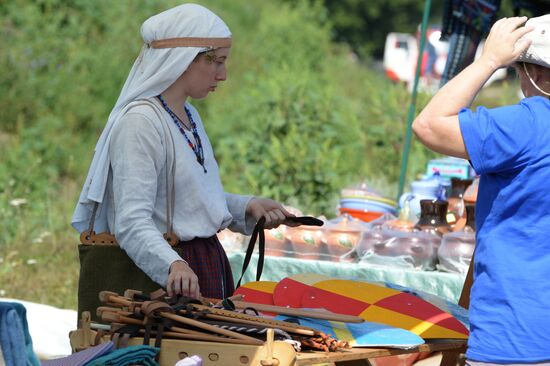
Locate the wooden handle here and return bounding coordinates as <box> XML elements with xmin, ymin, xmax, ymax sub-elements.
<box><xmin>200</xmin><ymin>312</ymin><xmax>315</xmax><ymax>336</ymax></box>
<box><xmin>188</xmin><ymin>304</ymin><xmax>318</xmax><ymax>334</ymax></box>
<box><xmin>160</xmin><ymin>312</ymin><xmax>264</xmax><ymax>345</ymax></box>
<box><xmin>233</xmin><ymin>301</ymin><xmax>364</xmax><ymax>323</ymax></box>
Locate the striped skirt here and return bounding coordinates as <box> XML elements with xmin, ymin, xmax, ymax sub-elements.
<box><xmin>175</xmin><ymin>235</ymin><xmax>235</xmax><ymax>300</ymax></box>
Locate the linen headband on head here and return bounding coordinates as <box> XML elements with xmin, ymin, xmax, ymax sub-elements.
<box><xmin>148</xmin><ymin>37</ymin><xmax>232</xmax><ymax>49</ymax></box>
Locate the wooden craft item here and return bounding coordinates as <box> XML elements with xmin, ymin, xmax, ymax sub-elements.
<box><xmin>275</xmin><ymin>315</ymin><xmax>425</xmax><ymax>349</ymax></box>
<box><xmin>272</xmin><ymin>275</ymin><xmax>468</xmax><ymax>339</ymax></box>
<box><xmin>114</xmin><ymin>289</ymin><xmax>322</xmax><ymax>336</ymax></box>
<box><xmin>231</xmin><ymin>300</ymin><xmax>364</xmax><ymax>323</ymax></box>
<box><xmin>71</xmin><ymin>310</ymin><xmax>467</xmax><ymax>366</ymax></box>
<box><xmin>187</xmin><ymin>304</ymin><xmax>318</xmax><ymax>336</ymax></box>
<box><xmin>233</xmin><ymin>281</ymin><xmax>277</xmax><ymax>305</ymax></box>
<box><xmin>267</xmin><ymin>273</ymin><xmax>469</xmax><ymax>330</ymax></box>
<box><xmin>155</xmin><ymin>312</ymin><xmax>265</xmax><ymax>345</ymax></box>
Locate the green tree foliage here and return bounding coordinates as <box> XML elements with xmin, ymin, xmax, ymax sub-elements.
<box><xmin>205</xmin><ymin>2</ymin><xmax>366</xmax><ymax>214</ymax></box>
<box><xmin>310</xmin><ymin>0</ymin><xmax>445</xmax><ymax>59</ymax></box>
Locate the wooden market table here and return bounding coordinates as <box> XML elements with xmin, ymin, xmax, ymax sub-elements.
<box><xmin>70</xmin><ymin>326</ymin><xmax>467</xmax><ymax>366</ymax></box>
<box><xmin>296</xmin><ymin>339</ymin><xmax>467</xmax><ymax>365</ymax></box>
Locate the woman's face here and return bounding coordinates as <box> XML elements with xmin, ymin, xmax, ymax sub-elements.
<box><xmin>180</xmin><ymin>47</ymin><xmax>230</xmax><ymax>99</ymax></box>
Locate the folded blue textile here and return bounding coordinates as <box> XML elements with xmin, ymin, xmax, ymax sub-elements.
<box><xmin>42</xmin><ymin>341</ymin><xmax>115</xmax><ymax>366</ymax></box>
<box><xmin>84</xmin><ymin>345</ymin><xmax>160</xmax><ymax>366</ymax></box>
<box><xmin>0</xmin><ymin>301</ymin><xmax>41</xmax><ymax>366</ymax></box>
<box><xmin>11</xmin><ymin>302</ymin><xmax>41</xmax><ymax>366</ymax></box>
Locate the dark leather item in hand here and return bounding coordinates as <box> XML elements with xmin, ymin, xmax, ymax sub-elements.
<box><xmin>237</xmin><ymin>216</ymin><xmax>324</xmax><ymax>288</ymax></box>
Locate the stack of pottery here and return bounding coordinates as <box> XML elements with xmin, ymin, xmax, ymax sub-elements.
<box><xmin>339</xmin><ymin>184</ymin><xmax>397</xmax><ymax>222</ymax></box>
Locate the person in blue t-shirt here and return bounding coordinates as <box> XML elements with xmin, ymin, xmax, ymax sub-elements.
<box><xmin>412</xmin><ymin>15</ymin><xmax>550</xmax><ymax>365</ymax></box>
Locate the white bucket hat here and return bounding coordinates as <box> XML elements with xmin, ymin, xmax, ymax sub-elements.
<box><xmin>517</xmin><ymin>14</ymin><xmax>550</xmax><ymax>68</ymax></box>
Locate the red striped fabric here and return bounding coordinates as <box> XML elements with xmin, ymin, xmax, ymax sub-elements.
<box><xmin>175</xmin><ymin>235</ymin><xmax>234</xmax><ymax>299</ymax></box>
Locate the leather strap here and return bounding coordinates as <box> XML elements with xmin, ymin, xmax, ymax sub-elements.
<box><xmin>80</xmin><ymin>99</ymin><xmax>179</xmax><ymax>246</ymax></box>
<box><xmin>236</xmin><ymin>216</ymin><xmax>323</xmax><ymax>288</ymax></box>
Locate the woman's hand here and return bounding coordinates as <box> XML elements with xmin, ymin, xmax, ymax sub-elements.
<box><xmin>481</xmin><ymin>16</ymin><xmax>533</xmax><ymax>70</ymax></box>
<box><xmin>246</xmin><ymin>197</ymin><xmax>298</xmax><ymax>229</ymax></box>
<box><xmin>167</xmin><ymin>260</ymin><xmax>200</xmax><ymax>299</ymax></box>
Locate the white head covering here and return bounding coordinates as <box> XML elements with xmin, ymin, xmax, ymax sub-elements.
<box><xmin>517</xmin><ymin>15</ymin><xmax>550</xmax><ymax>97</ymax></box>
<box><xmin>517</xmin><ymin>14</ymin><xmax>550</xmax><ymax>69</ymax></box>
<box><xmin>72</xmin><ymin>3</ymin><xmax>231</xmax><ymax>233</ymax></box>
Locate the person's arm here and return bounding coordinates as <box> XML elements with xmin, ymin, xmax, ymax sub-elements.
<box><xmin>110</xmin><ymin>112</ymin><xmax>199</xmax><ymax>298</ymax></box>
<box><xmin>225</xmin><ymin>193</ymin><xmax>255</xmax><ymax>234</ymax></box>
<box><xmin>225</xmin><ymin>193</ymin><xmax>297</xmax><ymax>233</ymax></box>
<box><xmin>412</xmin><ymin>17</ymin><xmax>533</xmax><ymax>158</ymax></box>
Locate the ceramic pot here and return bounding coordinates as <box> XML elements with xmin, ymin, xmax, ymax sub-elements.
<box><xmin>399</xmin><ymin>179</ymin><xmax>442</xmax><ymax>219</ymax></box>
<box><xmin>438</xmin><ymin>205</ymin><xmax>476</xmax><ymax>273</ymax></box>
<box><xmin>358</xmin><ymin>229</ymin><xmax>440</xmax><ymax>270</ymax></box>
<box><xmin>414</xmin><ymin>200</ymin><xmax>452</xmax><ymax>242</ymax></box>
<box><xmin>322</xmin><ymin>214</ymin><xmax>369</xmax><ymax>261</ymax></box>
<box><xmin>265</xmin><ymin>226</ymin><xmax>292</xmax><ymax>257</ymax></box>
<box><xmin>285</xmin><ymin>223</ymin><xmax>325</xmax><ymax>260</ymax></box>
<box><xmin>447</xmin><ymin>178</ymin><xmax>473</xmax><ymax>226</ymax></box>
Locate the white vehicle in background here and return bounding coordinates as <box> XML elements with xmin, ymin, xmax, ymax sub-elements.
<box><xmin>383</xmin><ymin>29</ymin><xmax>506</xmax><ymax>91</ymax></box>
<box><xmin>383</xmin><ymin>32</ymin><xmax>417</xmax><ymax>84</ymax></box>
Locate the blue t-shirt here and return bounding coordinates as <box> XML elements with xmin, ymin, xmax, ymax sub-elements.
<box><xmin>459</xmin><ymin>96</ymin><xmax>550</xmax><ymax>363</ymax></box>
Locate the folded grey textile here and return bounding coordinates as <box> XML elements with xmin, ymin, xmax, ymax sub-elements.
<box><xmin>41</xmin><ymin>342</ymin><xmax>114</xmax><ymax>366</ymax></box>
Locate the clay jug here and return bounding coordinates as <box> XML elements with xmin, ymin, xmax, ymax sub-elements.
<box><xmin>414</xmin><ymin>200</ymin><xmax>452</xmax><ymax>242</ymax></box>
<box><xmin>447</xmin><ymin>178</ymin><xmax>473</xmax><ymax>227</ymax></box>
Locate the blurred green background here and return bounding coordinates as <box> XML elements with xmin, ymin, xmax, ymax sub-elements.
<box><xmin>0</xmin><ymin>0</ymin><xmax>520</xmax><ymax>308</ymax></box>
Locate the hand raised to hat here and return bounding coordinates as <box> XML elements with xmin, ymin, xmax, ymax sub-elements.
<box><xmin>246</xmin><ymin>197</ymin><xmax>300</xmax><ymax>229</ymax></box>
<box><xmin>481</xmin><ymin>16</ymin><xmax>534</xmax><ymax>70</ymax></box>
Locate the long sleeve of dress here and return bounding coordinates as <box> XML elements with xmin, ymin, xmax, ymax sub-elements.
<box><xmin>225</xmin><ymin>193</ymin><xmax>255</xmax><ymax>235</ymax></box>
<box><xmin>109</xmin><ymin>112</ymin><xmax>182</xmax><ymax>287</ymax></box>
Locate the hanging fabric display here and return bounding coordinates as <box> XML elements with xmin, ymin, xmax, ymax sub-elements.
<box><xmin>439</xmin><ymin>0</ymin><xmax>501</xmax><ymax>86</ymax></box>
<box><xmin>512</xmin><ymin>0</ymin><xmax>550</xmax><ymax>16</ymax></box>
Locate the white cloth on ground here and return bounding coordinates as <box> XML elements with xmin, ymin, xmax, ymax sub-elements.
<box><xmin>0</xmin><ymin>298</ymin><xmax>76</xmax><ymax>360</ymax></box>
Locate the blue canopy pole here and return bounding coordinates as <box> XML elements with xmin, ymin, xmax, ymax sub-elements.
<box><xmin>397</xmin><ymin>0</ymin><xmax>432</xmax><ymax>202</ymax></box>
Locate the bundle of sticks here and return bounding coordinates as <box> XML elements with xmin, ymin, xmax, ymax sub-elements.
<box><xmin>93</xmin><ymin>289</ymin><xmax>351</xmax><ymax>352</ymax></box>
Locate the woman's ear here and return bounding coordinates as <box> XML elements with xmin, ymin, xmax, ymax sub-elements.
<box><xmin>527</xmin><ymin>63</ymin><xmax>546</xmax><ymax>84</ymax></box>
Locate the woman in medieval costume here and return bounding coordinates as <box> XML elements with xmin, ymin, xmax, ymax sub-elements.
<box><xmin>73</xmin><ymin>3</ymin><xmax>298</xmax><ymax>317</ymax></box>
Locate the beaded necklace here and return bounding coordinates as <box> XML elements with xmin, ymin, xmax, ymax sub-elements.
<box><xmin>157</xmin><ymin>95</ymin><xmax>207</xmax><ymax>173</ymax></box>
